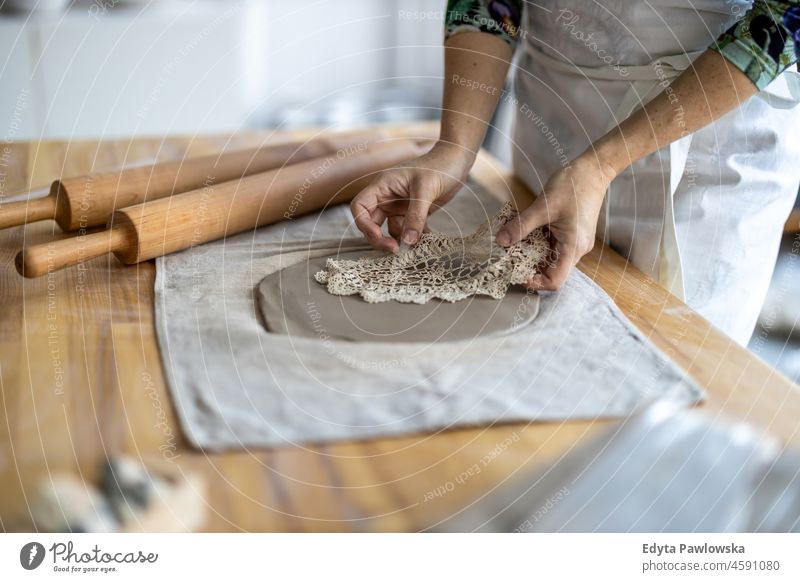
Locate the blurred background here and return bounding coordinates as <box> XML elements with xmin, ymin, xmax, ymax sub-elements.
<box><xmin>0</xmin><ymin>0</ymin><xmax>445</xmax><ymax>139</ymax></box>
<box><xmin>1</xmin><ymin>0</ymin><xmax>797</xmax><ymax>380</ymax></box>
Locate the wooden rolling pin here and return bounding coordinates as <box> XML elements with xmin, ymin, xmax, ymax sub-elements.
<box><xmin>17</xmin><ymin>139</ymin><xmax>426</xmax><ymax>278</ymax></box>
<box><xmin>0</xmin><ymin>131</ymin><xmax>384</xmax><ymax>231</ymax></box>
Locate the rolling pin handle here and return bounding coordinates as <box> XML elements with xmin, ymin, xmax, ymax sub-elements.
<box><xmin>15</xmin><ymin>226</ymin><xmax>128</xmax><ymax>278</ymax></box>
<box><xmin>0</xmin><ymin>195</ymin><xmax>57</xmax><ymax>230</ymax></box>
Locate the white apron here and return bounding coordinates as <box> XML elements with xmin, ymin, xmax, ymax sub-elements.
<box><xmin>511</xmin><ymin>0</ymin><xmax>800</xmax><ymax>344</ymax></box>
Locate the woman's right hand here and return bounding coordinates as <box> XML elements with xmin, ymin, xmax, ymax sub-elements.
<box><xmin>350</xmin><ymin>143</ymin><xmax>475</xmax><ymax>253</ymax></box>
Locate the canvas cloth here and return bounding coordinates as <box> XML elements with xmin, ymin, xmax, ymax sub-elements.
<box><xmin>154</xmin><ymin>183</ymin><xmax>704</xmax><ymax>450</ymax></box>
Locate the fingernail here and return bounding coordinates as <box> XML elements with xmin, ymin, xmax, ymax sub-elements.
<box><xmin>496</xmin><ymin>231</ymin><xmax>511</xmax><ymax>246</ymax></box>
<box><xmin>403</xmin><ymin>229</ymin><xmax>418</xmax><ymax>245</ymax></box>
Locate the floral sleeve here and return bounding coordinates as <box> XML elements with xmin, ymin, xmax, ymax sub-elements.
<box><xmin>712</xmin><ymin>1</ymin><xmax>800</xmax><ymax>89</ymax></box>
<box><xmin>444</xmin><ymin>0</ymin><xmax>523</xmax><ymax>49</ymax></box>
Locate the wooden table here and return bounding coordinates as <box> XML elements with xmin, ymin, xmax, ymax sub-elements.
<box><xmin>2</xmin><ymin>127</ymin><xmax>799</xmax><ymax>532</ymax></box>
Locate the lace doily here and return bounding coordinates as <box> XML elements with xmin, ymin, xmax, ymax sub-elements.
<box><xmin>315</xmin><ymin>203</ymin><xmax>555</xmax><ymax>303</ymax></box>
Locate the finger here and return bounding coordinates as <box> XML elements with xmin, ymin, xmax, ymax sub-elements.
<box><xmin>524</xmin><ymin>273</ymin><xmax>547</xmax><ymax>291</ymax></box>
<box><xmin>387</xmin><ymin>216</ymin><xmax>403</xmax><ymax>240</ymax></box>
<box><xmin>525</xmin><ymin>239</ymin><xmax>575</xmax><ymax>291</ymax></box>
<box><xmin>525</xmin><ymin>269</ymin><xmax>565</xmax><ymax>292</ymax></box>
<box><xmin>401</xmin><ymin>180</ymin><xmax>436</xmax><ymax>245</ymax></box>
<box><xmin>352</xmin><ymin>202</ymin><xmax>399</xmax><ymax>253</ymax></box>
<box><xmin>370</xmin><ymin>234</ymin><xmax>400</xmax><ymax>254</ymax></box>
<box><xmin>496</xmin><ymin>198</ymin><xmax>550</xmax><ymax>247</ymax></box>
<box><xmin>351</xmin><ymin>187</ymin><xmax>386</xmax><ymax>241</ymax></box>
<box><xmin>375</xmin><ymin>198</ymin><xmax>410</xmax><ymax>217</ymax></box>
<box><xmin>366</xmin><ymin>208</ymin><xmax>402</xmax><ymax>253</ymax></box>
<box><xmin>388</xmin><ymin>215</ymin><xmax>431</xmax><ymax>238</ymax></box>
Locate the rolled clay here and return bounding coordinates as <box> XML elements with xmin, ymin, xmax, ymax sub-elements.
<box><xmin>256</xmin><ymin>251</ymin><xmax>540</xmax><ymax>344</ymax></box>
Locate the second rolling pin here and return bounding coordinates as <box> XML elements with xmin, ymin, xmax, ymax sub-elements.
<box><xmin>0</xmin><ymin>130</ymin><xmax>383</xmax><ymax>231</ymax></box>
<box><xmin>17</xmin><ymin>139</ymin><xmax>427</xmax><ymax>278</ymax></box>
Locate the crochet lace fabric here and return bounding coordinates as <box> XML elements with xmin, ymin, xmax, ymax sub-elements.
<box><xmin>315</xmin><ymin>202</ymin><xmax>555</xmax><ymax>303</ymax></box>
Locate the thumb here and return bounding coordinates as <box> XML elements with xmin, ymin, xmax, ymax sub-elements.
<box><xmin>496</xmin><ymin>198</ymin><xmax>550</xmax><ymax>247</ymax></box>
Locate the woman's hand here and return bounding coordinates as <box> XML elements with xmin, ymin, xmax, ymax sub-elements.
<box><xmin>350</xmin><ymin>143</ymin><xmax>475</xmax><ymax>253</ymax></box>
<box><xmin>495</xmin><ymin>155</ymin><xmax>615</xmax><ymax>291</ymax></box>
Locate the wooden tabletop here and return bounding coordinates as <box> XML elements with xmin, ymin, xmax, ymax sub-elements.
<box><xmin>1</xmin><ymin>126</ymin><xmax>799</xmax><ymax>532</ymax></box>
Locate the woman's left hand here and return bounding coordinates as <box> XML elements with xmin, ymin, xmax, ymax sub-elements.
<box><xmin>495</xmin><ymin>155</ymin><xmax>615</xmax><ymax>291</ymax></box>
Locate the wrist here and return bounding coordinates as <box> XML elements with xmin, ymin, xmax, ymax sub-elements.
<box><xmin>430</xmin><ymin>140</ymin><xmax>477</xmax><ymax>176</ymax></box>
<box><xmin>432</xmin><ymin>139</ymin><xmax>477</xmax><ymax>159</ymax></box>
<box><xmin>580</xmin><ymin>130</ymin><xmax>630</xmax><ymax>183</ymax></box>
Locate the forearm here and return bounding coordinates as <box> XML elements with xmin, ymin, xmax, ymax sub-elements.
<box><xmin>589</xmin><ymin>0</ymin><xmax>799</xmax><ymax>176</ymax></box>
<box><xmin>437</xmin><ymin>31</ymin><xmax>513</xmax><ymax>163</ymax></box>
<box><xmin>587</xmin><ymin>49</ymin><xmax>758</xmax><ymax>178</ymax></box>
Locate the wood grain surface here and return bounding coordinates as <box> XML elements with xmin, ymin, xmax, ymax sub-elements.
<box><xmin>1</xmin><ymin>125</ymin><xmax>798</xmax><ymax>532</ymax></box>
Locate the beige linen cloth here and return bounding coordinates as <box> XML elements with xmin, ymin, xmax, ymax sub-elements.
<box><xmin>154</xmin><ymin>183</ymin><xmax>704</xmax><ymax>450</ymax></box>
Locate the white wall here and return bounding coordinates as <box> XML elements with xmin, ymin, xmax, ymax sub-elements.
<box><xmin>245</xmin><ymin>0</ymin><xmax>445</xmax><ymax>129</ymax></box>
<box><xmin>1</xmin><ymin>1</ymin><xmax>250</xmax><ymax>140</ymax></box>
<box><xmin>0</xmin><ymin>0</ymin><xmax>448</xmax><ymax>140</ymax></box>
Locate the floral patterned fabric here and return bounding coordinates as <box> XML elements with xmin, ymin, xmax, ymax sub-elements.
<box><xmin>445</xmin><ymin>0</ymin><xmax>800</xmax><ymax>90</ymax></box>
<box><xmin>712</xmin><ymin>1</ymin><xmax>800</xmax><ymax>89</ymax></box>
<box><xmin>445</xmin><ymin>0</ymin><xmax>523</xmax><ymax>47</ymax></box>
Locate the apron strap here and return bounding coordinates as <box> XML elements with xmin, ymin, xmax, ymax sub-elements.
<box><xmin>661</xmin><ymin>136</ymin><xmax>692</xmax><ymax>300</ymax></box>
